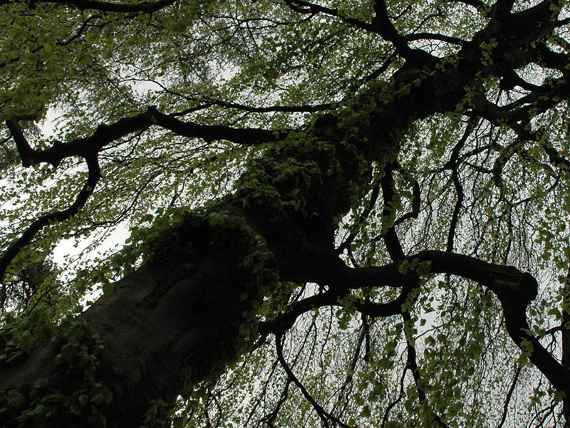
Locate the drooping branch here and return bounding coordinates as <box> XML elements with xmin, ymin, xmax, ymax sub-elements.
<box><xmin>402</xmin><ymin>311</ymin><xmax>448</xmax><ymax>427</ymax></box>
<box><xmin>0</xmin><ymin>154</ymin><xmax>101</xmax><ymax>282</ymax></box>
<box><xmin>379</xmin><ymin>163</ymin><xmax>405</xmax><ymax>260</ymax></box>
<box><xmin>2</xmin><ymin>109</ymin><xmax>290</xmax><ymax>281</ymax></box>
<box><xmin>381</xmin><ymin>361</ymin><xmax>408</xmax><ymax>427</ymax></box>
<box><xmin>6</xmin><ymin>108</ymin><xmax>288</xmax><ymax>168</ymax></box>
<box><xmin>336</xmin><ymin>175</ymin><xmax>381</xmax><ymax>254</ymax></box>
<box><xmin>560</xmin><ymin>267</ymin><xmax>570</xmax><ymax>423</ymax></box>
<box><xmin>1</xmin><ymin>0</ymin><xmax>568</xmax><ymax>424</ymax></box>
<box><xmin>275</xmin><ymin>331</ymin><xmax>352</xmax><ymax>428</ymax></box>
<box><xmin>6</xmin><ymin>114</ymin><xmax>153</xmax><ymax>168</ymax></box>
<box><xmin>445</xmin><ymin>119</ymin><xmax>478</xmax><ymax>253</ymax></box>
<box><xmin>497</xmin><ymin>363</ymin><xmax>523</xmax><ymax>427</ymax></box>
<box><xmin>393</xmin><ymin>168</ymin><xmax>420</xmax><ymax>228</ymax></box>
<box><xmin>267</xmin><ymin>247</ymin><xmax>570</xmax><ymax>399</ymax></box>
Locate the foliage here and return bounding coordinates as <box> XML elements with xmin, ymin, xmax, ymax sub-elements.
<box><xmin>1</xmin><ymin>0</ymin><xmax>570</xmax><ymax>426</ymax></box>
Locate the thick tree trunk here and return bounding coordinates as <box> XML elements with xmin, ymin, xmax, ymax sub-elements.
<box><xmin>0</xmin><ymin>124</ymin><xmax>373</xmax><ymax>427</ymax></box>
<box><xmin>0</xmin><ymin>212</ymin><xmax>270</xmax><ymax>426</ymax></box>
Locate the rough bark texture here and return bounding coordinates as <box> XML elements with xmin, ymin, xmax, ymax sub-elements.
<box><xmin>0</xmin><ymin>122</ymin><xmax>374</xmax><ymax>427</ymax></box>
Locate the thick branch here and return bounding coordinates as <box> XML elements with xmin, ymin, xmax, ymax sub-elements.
<box><xmin>6</xmin><ymin>108</ymin><xmax>286</xmax><ymax>169</ymax></box>
<box><xmin>372</xmin><ymin>0</ymin><xmax>412</xmax><ymax>57</ymax></box>
<box><xmin>2</xmin><ymin>110</ymin><xmax>288</xmax><ymax>281</ymax></box>
<box><xmin>147</xmin><ymin>106</ymin><xmax>290</xmax><ymax>144</ymax></box>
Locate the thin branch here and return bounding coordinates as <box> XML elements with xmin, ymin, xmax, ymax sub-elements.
<box><xmin>275</xmin><ymin>332</ymin><xmax>353</xmax><ymax>428</ymax></box>
<box><xmin>402</xmin><ymin>311</ymin><xmax>448</xmax><ymax>427</ymax></box>
<box><xmin>3</xmin><ymin>0</ymin><xmax>177</xmax><ymax>13</ymax></box>
<box><xmin>561</xmin><ymin>266</ymin><xmax>570</xmax><ymax>425</ymax></box>
<box><xmin>0</xmin><ymin>155</ymin><xmax>101</xmax><ymax>281</ymax></box>
<box><xmin>283</xmin><ymin>0</ymin><xmax>375</xmax><ymax>34</ymax></box>
<box><xmin>393</xmin><ymin>170</ymin><xmax>420</xmax><ymax>227</ymax></box>
<box><xmin>381</xmin><ymin>364</ymin><xmax>408</xmax><ymax>427</ymax></box>
<box><xmin>497</xmin><ymin>363</ymin><xmax>523</xmax><ymax>428</ymax></box>
<box><xmin>445</xmin><ymin>119</ymin><xmax>478</xmax><ymax>252</ymax></box>
<box><xmin>337</xmin><ymin>175</ymin><xmax>382</xmax><ymax>253</ymax></box>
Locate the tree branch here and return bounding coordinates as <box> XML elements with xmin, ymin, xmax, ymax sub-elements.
<box><xmin>380</xmin><ymin>163</ymin><xmax>405</xmax><ymax>260</ymax></box>
<box><xmin>1</xmin><ymin>0</ymin><xmax>176</xmax><ymax>13</ymax></box>
<box><xmin>283</xmin><ymin>0</ymin><xmax>376</xmax><ymax>34</ymax></box>
<box><xmin>0</xmin><ymin>155</ymin><xmax>101</xmax><ymax>282</ymax></box>
<box><xmin>402</xmin><ymin>311</ymin><xmax>448</xmax><ymax>427</ymax></box>
<box><xmin>5</xmin><ymin>107</ymin><xmax>288</xmax><ymax>169</ymax></box>
<box><xmin>497</xmin><ymin>363</ymin><xmax>523</xmax><ymax>428</ymax></box>
<box><xmin>146</xmin><ymin>106</ymin><xmax>290</xmax><ymax>144</ymax></box>
<box><xmin>445</xmin><ymin>119</ymin><xmax>478</xmax><ymax>252</ymax></box>
<box><xmin>275</xmin><ymin>332</ymin><xmax>352</xmax><ymax>428</ymax></box>
<box><xmin>2</xmin><ymin>110</ymin><xmax>289</xmax><ymax>281</ymax></box>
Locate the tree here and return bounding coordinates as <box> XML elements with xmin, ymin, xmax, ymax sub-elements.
<box><xmin>0</xmin><ymin>0</ymin><xmax>569</xmax><ymax>426</ymax></box>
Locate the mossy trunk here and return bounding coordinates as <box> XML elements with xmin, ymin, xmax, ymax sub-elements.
<box><xmin>0</xmin><ymin>126</ymin><xmax>376</xmax><ymax>427</ymax></box>
<box><xmin>0</xmin><ymin>51</ymin><xmax>482</xmax><ymax>427</ymax></box>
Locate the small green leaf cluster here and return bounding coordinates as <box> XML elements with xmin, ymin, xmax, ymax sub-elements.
<box><xmin>238</xmin><ymin>133</ymin><xmax>370</xmax><ymax>235</ymax></box>
<box><xmin>0</xmin><ymin>321</ymin><xmax>112</xmax><ymax>428</ymax></box>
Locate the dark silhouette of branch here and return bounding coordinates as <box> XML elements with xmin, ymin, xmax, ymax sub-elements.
<box><xmin>497</xmin><ymin>363</ymin><xmax>523</xmax><ymax>428</ymax></box>
<box><xmin>146</xmin><ymin>106</ymin><xmax>291</xmax><ymax>143</ymax></box>
<box><xmin>337</xmin><ymin>175</ymin><xmax>381</xmax><ymax>254</ymax></box>
<box><xmin>0</xmin><ymin>0</ymin><xmax>176</xmax><ymax>13</ymax></box>
<box><xmin>381</xmin><ymin>363</ymin><xmax>408</xmax><ymax>428</ymax></box>
<box><xmin>283</xmin><ymin>0</ymin><xmax>376</xmax><ymax>34</ymax></box>
<box><xmin>0</xmin><ymin>154</ymin><xmax>101</xmax><ymax>281</ymax></box>
<box><xmin>402</xmin><ymin>311</ymin><xmax>448</xmax><ymax>427</ymax></box>
<box><xmin>199</xmin><ymin>98</ymin><xmax>339</xmax><ymax>113</ymax></box>
<box><xmin>2</xmin><ymin>110</ymin><xmax>289</xmax><ymax>281</ymax></box>
<box><xmin>380</xmin><ymin>163</ymin><xmax>405</xmax><ymax>260</ymax></box>
<box><xmin>404</xmin><ymin>32</ymin><xmax>466</xmax><ymax>46</ymax></box>
<box><xmin>275</xmin><ymin>332</ymin><xmax>353</xmax><ymax>428</ymax></box>
<box><xmin>6</xmin><ymin>108</ymin><xmax>288</xmax><ymax>168</ymax></box>
<box><xmin>445</xmin><ymin>119</ymin><xmax>478</xmax><ymax>252</ymax></box>
<box><xmin>462</xmin><ymin>0</ymin><xmax>485</xmax><ymax>8</ymax></box>
<box><xmin>393</xmin><ymin>169</ymin><xmax>420</xmax><ymax>228</ymax></box>
<box><xmin>561</xmin><ymin>267</ymin><xmax>570</xmax><ymax>424</ymax></box>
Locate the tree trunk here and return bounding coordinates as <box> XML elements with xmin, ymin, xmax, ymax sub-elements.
<box><xmin>0</xmin><ymin>125</ymin><xmax>373</xmax><ymax>427</ymax></box>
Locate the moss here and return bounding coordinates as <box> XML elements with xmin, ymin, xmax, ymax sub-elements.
<box><xmin>236</xmin><ymin>133</ymin><xmax>370</xmax><ymax>240</ymax></box>
<box><xmin>0</xmin><ymin>320</ymin><xmax>113</xmax><ymax>428</ymax></box>
<box><xmin>141</xmin><ymin>399</ymin><xmax>174</xmax><ymax>428</ymax></box>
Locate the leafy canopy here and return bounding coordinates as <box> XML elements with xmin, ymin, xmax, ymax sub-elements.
<box><xmin>1</xmin><ymin>0</ymin><xmax>570</xmax><ymax>426</ymax></box>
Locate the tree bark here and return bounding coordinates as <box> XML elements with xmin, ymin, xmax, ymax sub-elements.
<box><xmin>0</xmin><ymin>120</ymin><xmax>373</xmax><ymax>426</ymax></box>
